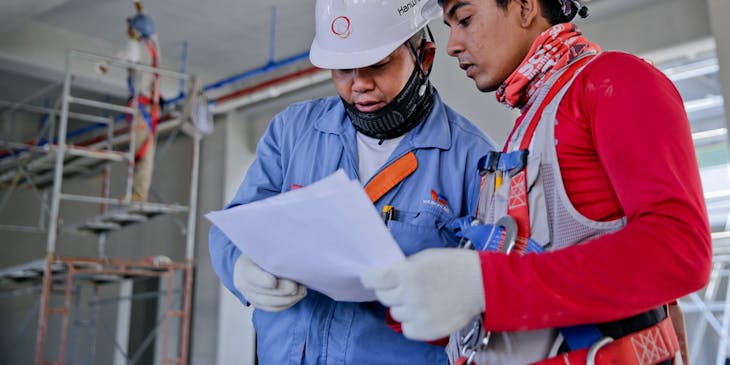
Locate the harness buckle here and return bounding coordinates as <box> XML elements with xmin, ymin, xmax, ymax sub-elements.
<box><xmin>506</xmin><ymin>149</ymin><xmax>529</xmax><ymax>177</ymax></box>
<box><xmin>586</xmin><ymin>337</ymin><xmax>613</xmax><ymax>365</ymax></box>
<box><xmin>478</xmin><ymin>151</ymin><xmax>502</xmax><ymax>176</ymax></box>
<box><xmin>477</xmin><ymin>149</ymin><xmax>529</xmax><ymax>177</ymax></box>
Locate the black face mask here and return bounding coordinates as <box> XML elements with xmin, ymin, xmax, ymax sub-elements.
<box><xmin>343</xmin><ymin>58</ymin><xmax>435</xmax><ymax>141</ymax></box>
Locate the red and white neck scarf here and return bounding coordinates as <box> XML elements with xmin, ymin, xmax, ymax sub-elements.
<box><xmin>496</xmin><ymin>23</ymin><xmax>601</xmax><ymax>109</ymax></box>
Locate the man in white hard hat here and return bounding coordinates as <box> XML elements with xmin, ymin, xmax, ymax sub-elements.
<box><xmin>209</xmin><ymin>0</ymin><xmax>495</xmax><ymax>363</ymax></box>
<box><xmin>362</xmin><ymin>0</ymin><xmax>710</xmax><ymax>364</ymax></box>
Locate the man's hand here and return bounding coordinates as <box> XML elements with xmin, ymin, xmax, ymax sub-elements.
<box><xmin>361</xmin><ymin>248</ymin><xmax>485</xmax><ymax>341</ymax></box>
<box><xmin>234</xmin><ymin>254</ymin><xmax>307</xmax><ymax>312</ymax></box>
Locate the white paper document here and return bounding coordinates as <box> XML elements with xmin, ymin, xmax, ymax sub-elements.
<box><xmin>205</xmin><ymin>170</ymin><xmax>405</xmax><ymax>302</ymax></box>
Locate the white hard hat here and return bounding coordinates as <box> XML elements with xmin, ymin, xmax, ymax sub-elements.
<box><xmin>310</xmin><ymin>0</ymin><xmax>442</xmax><ymax>70</ymax></box>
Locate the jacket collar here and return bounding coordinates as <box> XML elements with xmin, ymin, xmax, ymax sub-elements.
<box><xmin>314</xmin><ymin>91</ymin><xmax>452</xmax><ymax>151</ymax></box>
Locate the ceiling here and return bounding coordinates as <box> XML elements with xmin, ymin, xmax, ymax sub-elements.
<box><xmin>40</xmin><ymin>0</ymin><xmax>314</xmax><ymax>78</ymax></box>
<box><xmin>0</xmin><ymin>0</ymin><xmax>663</xmax><ymax>89</ymax></box>
<box><xmin>0</xmin><ymin>0</ymin><xmax>315</xmax><ymax>90</ymax></box>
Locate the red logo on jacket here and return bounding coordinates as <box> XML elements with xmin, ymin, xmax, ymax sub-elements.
<box><xmin>431</xmin><ymin>189</ymin><xmax>448</xmax><ymax>206</ymax></box>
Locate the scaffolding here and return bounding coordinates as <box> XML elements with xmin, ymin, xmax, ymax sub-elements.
<box><xmin>648</xmin><ymin>39</ymin><xmax>730</xmax><ymax>365</ymax></box>
<box><xmin>681</xmin><ymin>230</ymin><xmax>730</xmax><ymax>365</ymax></box>
<box><xmin>0</xmin><ymin>49</ymin><xmax>202</xmax><ymax>365</ymax></box>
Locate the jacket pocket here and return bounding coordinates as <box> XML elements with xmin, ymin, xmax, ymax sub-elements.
<box><xmin>387</xmin><ymin>207</ymin><xmax>456</xmax><ymax>256</ymax></box>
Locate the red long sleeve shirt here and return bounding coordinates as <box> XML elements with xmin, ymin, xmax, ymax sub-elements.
<box><xmin>479</xmin><ymin>52</ymin><xmax>712</xmax><ymax>332</ymax></box>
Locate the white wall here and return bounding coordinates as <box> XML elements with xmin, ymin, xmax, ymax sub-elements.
<box><xmin>216</xmin><ymin>112</ymin><xmax>258</xmax><ymax>365</ymax></box>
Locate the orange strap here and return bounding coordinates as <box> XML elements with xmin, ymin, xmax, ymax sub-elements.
<box><xmin>533</xmin><ymin>317</ymin><xmax>679</xmax><ymax>365</ymax></box>
<box><xmin>364</xmin><ymin>152</ymin><xmax>418</xmax><ymax>203</ymax></box>
<box><xmin>135</xmin><ymin>136</ymin><xmax>151</xmax><ymax>161</ymax></box>
<box><xmin>143</xmin><ymin>39</ymin><xmax>161</xmax><ymax>132</ymax></box>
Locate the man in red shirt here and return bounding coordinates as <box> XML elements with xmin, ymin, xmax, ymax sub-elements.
<box><xmin>362</xmin><ymin>0</ymin><xmax>712</xmax><ymax>363</ymax></box>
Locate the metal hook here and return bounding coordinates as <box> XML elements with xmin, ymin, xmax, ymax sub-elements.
<box><xmin>493</xmin><ymin>215</ymin><xmax>517</xmax><ymax>254</ymax></box>
<box><xmin>586</xmin><ymin>337</ymin><xmax>613</xmax><ymax>365</ymax></box>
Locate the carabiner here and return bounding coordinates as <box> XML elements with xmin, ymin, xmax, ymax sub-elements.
<box><xmin>493</xmin><ymin>215</ymin><xmax>517</xmax><ymax>254</ymax></box>
<box><xmin>586</xmin><ymin>337</ymin><xmax>613</xmax><ymax>365</ymax></box>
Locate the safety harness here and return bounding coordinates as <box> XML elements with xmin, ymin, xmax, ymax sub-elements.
<box><xmin>454</xmin><ymin>55</ymin><xmax>681</xmax><ymax>365</ymax></box>
<box><xmin>125</xmin><ymin>38</ymin><xmax>161</xmax><ymax>161</ymax></box>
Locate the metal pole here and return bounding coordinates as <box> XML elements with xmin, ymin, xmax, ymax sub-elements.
<box><xmin>125</xmin><ymin>74</ymin><xmax>140</xmax><ymax>203</ymax></box>
<box><xmin>179</xmin><ymin>264</ymin><xmax>193</xmax><ymax>365</ymax></box>
<box><xmin>717</xmin><ymin>276</ymin><xmax>730</xmax><ymax>365</ymax></box>
<box><xmin>161</xmin><ymin>270</ymin><xmax>175</xmax><ymax>364</ymax></box>
<box><xmin>98</xmin><ymin>113</ymin><xmax>113</xmax><ymax>258</ymax></box>
<box><xmin>103</xmin><ymin>114</ymin><xmax>113</xmax><ymax>204</ymax></box>
<box><xmin>35</xmin><ymin>255</ymin><xmax>52</xmax><ymax>365</ymax></box>
<box><xmin>0</xmin><ymin>100</ymin><xmax>114</xmax><ymax>124</ymax></box>
<box><xmin>185</xmin><ymin>133</ymin><xmax>200</xmax><ymax>261</ymax></box>
<box><xmin>182</xmin><ymin>76</ymin><xmax>200</xmax><ymax>261</ymax></box>
<box><xmin>690</xmin><ymin>261</ymin><xmax>722</xmax><ymax>362</ymax></box>
<box><xmin>68</xmin><ymin>97</ymin><xmax>135</xmax><ymax>114</ymax></box>
<box><xmin>59</xmin><ymin>194</ymin><xmax>129</xmax><ymax>206</ymax></box>
<box><xmin>180</xmin><ymin>76</ymin><xmax>200</xmax><ymax>365</ymax></box>
<box><xmin>37</xmin><ymin>49</ymin><xmax>73</xmax><ymax>365</ymax></box>
<box><xmin>46</xmin><ymin>50</ymin><xmax>72</xmax><ymax>255</ymax></box>
<box><xmin>58</xmin><ymin>265</ymin><xmax>75</xmax><ymax>365</ymax></box>
<box><xmin>178</xmin><ymin>134</ymin><xmax>200</xmax><ymax>363</ymax></box>
<box><xmin>68</xmin><ymin>49</ymin><xmax>190</xmax><ymax>79</ymax></box>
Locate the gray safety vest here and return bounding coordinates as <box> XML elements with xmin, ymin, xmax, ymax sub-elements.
<box><xmin>447</xmin><ymin>53</ymin><xmax>626</xmax><ymax>364</ymax></box>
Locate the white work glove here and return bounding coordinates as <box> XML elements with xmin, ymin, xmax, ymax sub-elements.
<box><xmin>233</xmin><ymin>254</ymin><xmax>307</xmax><ymax>312</ymax></box>
<box><xmin>361</xmin><ymin>248</ymin><xmax>485</xmax><ymax>341</ymax></box>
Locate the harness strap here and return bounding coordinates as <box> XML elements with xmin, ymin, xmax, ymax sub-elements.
<box><xmin>126</xmin><ymin>96</ymin><xmax>154</xmax><ymax>160</ymax></box>
<box><xmin>137</xmin><ymin>97</ymin><xmax>154</xmax><ymax>130</ymax></box>
<box><xmin>124</xmin><ymin>39</ymin><xmax>161</xmax><ymax>136</ymax></box>
<box><xmin>503</xmin><ymin>55</ymin><xmax>596</xmax><ymax>254</ymax></box>
<box><xmin>143</xmin><ymin>39</ymin><xmax>161</xmax><ymax>132</ymax></box>
<box><xmin>364</xmin><ymin>151</ymin><xmax>418</xmax><ymax>203</ymax></box>
<box><xmin>532</xmin><ymin>317</ymin><xmax>679</xmax><ymax>365</ymax></box>
<box><xmin>503</xmin><ymin>55</ymin><xmax>596</xmax><ymax>153</ymax></box>
<box><xmin>501</xmin><ymin>54</ymin><xmax>625</xmax><ymax>352</ymax></box>
<box><xmin>135</xmin><ymin>136</ymin><xmax>151</xmax><ymax>162</ymax></box>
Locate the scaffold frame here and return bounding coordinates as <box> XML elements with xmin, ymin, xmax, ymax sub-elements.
<box><xmin>0</xmin><ymin>48</ymin><xmax>201</xmax><ymax>365</ymax></box>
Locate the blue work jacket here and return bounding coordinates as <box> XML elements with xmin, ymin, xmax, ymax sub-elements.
<box><xmin>209</xmin><ymin>92</ymin><xmax>495</xmax><ymax>365</ymax></box>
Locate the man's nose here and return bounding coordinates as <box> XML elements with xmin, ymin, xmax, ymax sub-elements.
<box><xmin>351</xmin><ymin>69</ymin><xmax>375</xmax><ymax>93</ymax></box>
<box><xmin>446</xmin><ymin>32</ymin><xmax>463</xmax><ymax>57</ymax></box>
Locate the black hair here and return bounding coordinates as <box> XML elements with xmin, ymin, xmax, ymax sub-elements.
<box><xmin>406</xmin><ymin>28</ymin><xmax>427</xmax><ymax>49</ymax></box>
<box><xmin>494</xmin><ymin>0</ymin><xmax>588</xmax><ymax>25</ymax></box>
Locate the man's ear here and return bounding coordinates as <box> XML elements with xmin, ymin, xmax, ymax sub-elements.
<box><xmin>421</xmin><ymin>42</ymin><xmax>437</xmax><ymax>71</ymax></box>
<box><xmin>517</xmin><ymin>0</ymin><xmax>542</xmax><ymax>28</ymax></box>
